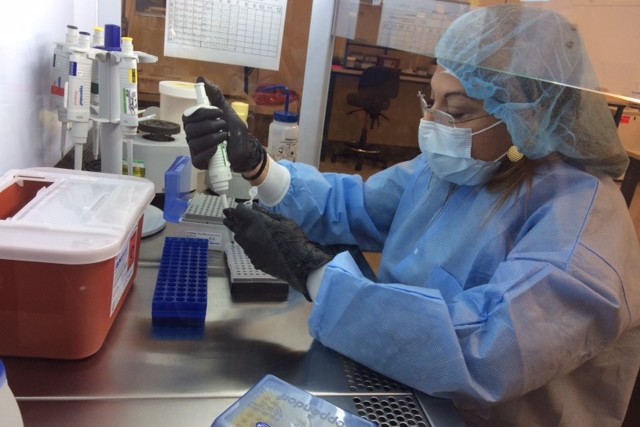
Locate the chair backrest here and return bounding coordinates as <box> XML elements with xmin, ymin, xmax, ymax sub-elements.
<box><xmin>357</xmin><ymin>66</ymin><xmax>401</xmax><ymax>101</ymax></box>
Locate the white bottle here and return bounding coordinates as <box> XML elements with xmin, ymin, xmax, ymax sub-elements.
<box><xmin>0</xmin><ymin>360</ymin><xmax>24</xmax><ymax>427</ymax></box>
<box><xmin>266</xmin><ymin>86</ymin><xmax>299</xmax><ymax>162</ymax></box>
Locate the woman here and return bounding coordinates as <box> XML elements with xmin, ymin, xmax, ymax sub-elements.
<box><xmin>184</xmin><ymin>5</ymin><xmax>640</xmax><ymax>426</ymax></box>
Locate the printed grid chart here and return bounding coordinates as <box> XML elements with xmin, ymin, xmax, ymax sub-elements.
<box><xmin>167</xmin><ymin>0</ymin><xmax>283</xmax><ymax>58</ymax></box>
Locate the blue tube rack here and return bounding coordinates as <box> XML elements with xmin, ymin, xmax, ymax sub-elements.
<box><xmin>152</xmin><ymin>237</ymin><xmax>208</xmax><ymax>329</ymax></box>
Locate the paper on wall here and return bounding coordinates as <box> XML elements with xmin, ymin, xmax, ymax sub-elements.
<box><xmin>164</xmin><ymin>0</ymin><xmax>287</xmax><ymax>71</ymax></box>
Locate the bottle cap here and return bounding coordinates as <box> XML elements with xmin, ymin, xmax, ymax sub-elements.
<box><xmin>263</xmin><ymin>85</ymin><xmax>298</xmax><ymax>123</ymax></box>
<box><xmin>273</xmin><ymin>111</ymin><xmax>298</xmax><ymax>123</ymax></box>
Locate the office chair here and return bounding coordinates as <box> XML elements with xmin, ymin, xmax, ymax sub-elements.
<box><xmin>331</xmin><ymin>66</ymin><xmax>401</xmax><ymax>171</ymax></box>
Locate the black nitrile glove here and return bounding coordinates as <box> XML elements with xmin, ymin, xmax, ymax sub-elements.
<box><xmin>223</xmin><ymin>204</ymin><xmax>333</xmax><ymax>301</ymax></box>
<box><xmin>182</xmin><ymin>107</ymin><xmax>228</xmax><ymax>170</ymax></box>
<box><xmin>182</xmin><ymin>76</ymin><xmax>265</xmax><ymax>173</ymax></box>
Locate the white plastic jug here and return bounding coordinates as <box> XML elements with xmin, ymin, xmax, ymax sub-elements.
<box><xmin>265</xmin><ymin>85</ymin><xmax>299</xmax><ymax>162</ymax></box>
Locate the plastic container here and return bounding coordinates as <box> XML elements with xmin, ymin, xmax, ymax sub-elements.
<box><xmin>268</xmin><ymin>113</ymin><xmax>299</xmax><ymax>162</ymax></box>
<box><xmin>0</xmin><ymin>360</ymin><xmax>23</xmax><ymax>427</ymax></box>
<box><xmin>159</xmin><ymin>81</ymin><xmax>199</xmax><ymax>129</ymax></box>
<box><xmin>0</xmin><ymin>168</ymin><xmax>154</xmax><ymax>359</ymax></box>
<box><xmin>164</xmin><ymin>155</ymin><xmax>193</xmax><ymax>223</ymax></box>
<box><xmin>212</xmin><ymin>374</ymin><xmax>376</xmax><ymax>427</ymax></box>
<box><xmin>266</xmin><ymin>85</ymin><xmax>299</xmax><ymax>162</ymax></box>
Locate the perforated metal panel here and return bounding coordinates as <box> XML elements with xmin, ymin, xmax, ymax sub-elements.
<box><xmin>353</xmin><ymin>395</ymin><xmax>430</xmax><ymax>427</ymax></box>
<box><xmin>343</xmin><ymin>358</ymin><xmax>411</xmax><ymax>393</ymax></box>
<box><xmin>341</xmin><ymin>357</ymin><xmax>431</xmax><ymax>427</ymax></box>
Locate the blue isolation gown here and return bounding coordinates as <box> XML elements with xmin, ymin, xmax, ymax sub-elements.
<box><xmin>269</xmin><ymin>155</ymin><xmax>640</xmax><ymax>426</ymax></box>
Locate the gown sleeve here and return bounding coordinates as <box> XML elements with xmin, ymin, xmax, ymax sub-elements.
<box><xmin>269</xmin><ymin>158</ymin><xmax>423</xmax><ymax>252</ymax></box>
<box><xmin>302</xmin><ymin>172</ymin><xmax>638</xmax><ymax>406</ymax></box>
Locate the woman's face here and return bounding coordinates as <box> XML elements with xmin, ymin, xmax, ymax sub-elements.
<box><xmin>427</xmin><ymin>65</ymin><xmax>513</xmax><ymax>161</ymax></box>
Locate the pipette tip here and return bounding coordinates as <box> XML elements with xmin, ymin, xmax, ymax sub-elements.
<box><xmin>220</xmin><ymin>194</ymin><xmax>229</xmax><ymax>210</ymax></box>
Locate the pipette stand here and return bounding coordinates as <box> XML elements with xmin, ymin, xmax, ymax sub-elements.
<box><xmin>92</xmin><ymin>47</ymin><xmax>157</xmax><ymax>175</ymax></box>
<box><xmin>91</xmin><ymin>26</ymin><xmax>161</xmax><ymax>237</ymax></box>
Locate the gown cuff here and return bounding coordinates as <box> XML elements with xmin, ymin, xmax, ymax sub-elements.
<box><xmin>307</xmin><ymin>264</ymin><xmax>328</xmax><ymax>301</ymax></box>
<box><xmin>257</xmin><ymin>157</ymin><xmax>291</xmax><ymax>206</ymax></box>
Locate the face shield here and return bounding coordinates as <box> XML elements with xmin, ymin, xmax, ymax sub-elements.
<box><xmin>434</xmin><ymin>4</ymin><xmax>628</xmax><ymax>177</ymax></box>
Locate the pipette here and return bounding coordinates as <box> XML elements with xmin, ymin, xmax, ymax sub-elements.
<box><xmin>184</xmin><ymin>82</ymin><xmax>232</xmax><ymax>209</ymax></box>
<box><xmin>119</xmin><ymin>37</ymin><xmax>139</xmax><ymax>176</ymax></box>
<box><xmin>91</xmin><ymin>27</ymin><xmax>104</xmax><ymax>160</ymax></box>
<box><xmin>66</xmin><ymin>31</ymin><xmax>93</xmax><ymax>170</ymax></box>
<box><xmin>51</xmin><ymin>25</ymin><xmax>79</xmax><ymax>159</ymax></box>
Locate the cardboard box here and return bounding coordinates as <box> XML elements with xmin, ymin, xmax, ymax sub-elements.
<box><xmin>0</xmin><ymin>168</ymin><xmax>154</xmax><ymax>359</ymax></box>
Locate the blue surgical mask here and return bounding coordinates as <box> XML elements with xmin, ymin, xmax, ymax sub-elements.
<box><xmin>418</xmin><ymin>119</ymin><xmax>506</xmax><ymax>186</ymax></box>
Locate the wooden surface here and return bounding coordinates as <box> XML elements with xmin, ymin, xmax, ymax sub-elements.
<box><xmin>123</xmin><ymin>0</ymin><xmax>312</xmax><ymax>101</ymax></box>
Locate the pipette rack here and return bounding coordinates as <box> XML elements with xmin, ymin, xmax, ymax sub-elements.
<box><xmin>152</xmin><ymin>237</ymin><xmax>209</xmax><ymax>328</ymax></box>
<box><xmin>224</xmin><ymin>242</ymin><xmax>288</xmax><ymax>302</ymax></box>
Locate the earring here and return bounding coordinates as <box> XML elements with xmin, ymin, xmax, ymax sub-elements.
<box><xmin>507</xmin><ymin>146</ymin><xmax>524</xmax><ymax>162</ymax></box>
